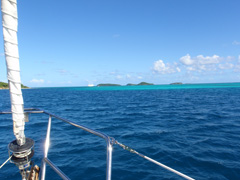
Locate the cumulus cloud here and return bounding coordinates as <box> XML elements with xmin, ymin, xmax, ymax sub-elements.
<box><xmin>151</xmin><ymin>54</ymin><xmax>240</xmax><ymax>83</ymax></box>
<box><xmin>30</xmin><ymin>79</ymin><xmax>44</xmax><ymax>83</ymax></box>
<box><xmin>180</xmin><ymin>54</ymin><xmax>194</xmax><ymax>65</ymax></box>
<box><xmin>153</xmin><ymin>60</ymin><xmax>165</xmax><ymax>73</ymax></box>
<box><xmin>180</xmin><ymin>54</ymin><xmax>220</xmax><ymax>65</ymax></box>
<box><xmin>153</xmin><ymin>60</ymin><xmax>180</xmax><ymax>74</ymax></box>
<box><xmin>179</xmin><ymin>54</ymin><xmax>222</xmax><ymax>71</ymax></box>
<box><xmin>196</xmin><ymin>55</ymin><xmax>221</xmax><ymax>64</ymax></box>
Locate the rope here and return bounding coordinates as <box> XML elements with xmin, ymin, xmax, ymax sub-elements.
<box><xmin>0</xmin><ymin>155</ymin><xmax>12</xmax><ymax>169</ymax></box>
<box><xmin>115</xmin><ymin>141</ymin><xmax>195</xmax><ymax>180</ymax></box>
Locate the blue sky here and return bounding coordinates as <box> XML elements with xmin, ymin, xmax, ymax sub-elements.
<box><xmin>0</xmin><ymin>0</ymin><xmax>240</xmax><ymax>87</ymax></box>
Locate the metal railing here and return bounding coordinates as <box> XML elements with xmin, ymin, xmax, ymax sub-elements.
<box><xmin>26</xmin><ymin>108</ymin><xmax>114</xmax><ymax>180</ymax></box>
<box><xmin>1</xmin><ymin>108</ymin><xmax>114</xmax><ymax>180</ymax></box>
<box><xmin>1</xmin><ymin>108</ymin><xmax>195</xmax><ymax>180</ymax></box>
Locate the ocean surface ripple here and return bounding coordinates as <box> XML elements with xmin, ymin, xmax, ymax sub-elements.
<box><xmin>0</xmin><ymin>84</ymin><xmax>240</xmax><ymax>179</ymax></box>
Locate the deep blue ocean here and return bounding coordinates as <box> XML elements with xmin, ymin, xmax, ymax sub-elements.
<box><xmin>0</xmin><ymin>83</ymin><xmax>240</xmax><ymax>180</ymax></box>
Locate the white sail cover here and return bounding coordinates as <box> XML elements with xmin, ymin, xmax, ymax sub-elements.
<box><xmin>1</xmin><ymin>0</ymin><xmax>25</xmax><ymax>145</ymax></box>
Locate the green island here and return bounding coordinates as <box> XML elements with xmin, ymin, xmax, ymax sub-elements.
<box><xmin>127</xmin><ymin>82</ymin><xmax>154</xmax><ymax>86</ymax></box>
<box><xmin>136</xmin><ymin>82</ymin><xmax>154</xmax><ymax>86</ymax></box>
<box><xmin>126</xmin><ymin>83</ymin><xmax>136</xmax><ymax>86</ymax></box>
<box><xmin>0</xmin><ymin>82</ymin><xmax>29</xmax><ymax>89</ymax></box>
<box><xmin>97</xmin><ymin>83</ymin><xmax>121</xmax><ymax>87</ymax></box>
<box><xmin>170</xmin><ymin>82</ymin><xmax>183</xmax><ymax>85</ymax></box>
<box><xmin>97</xmin><ymin>82</ymin><xmax>154</xmax><ymax>87</ymax></box>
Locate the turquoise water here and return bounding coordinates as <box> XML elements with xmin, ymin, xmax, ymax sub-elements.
<box><xmin>0</xmin><ymin>83</ymin><xmax>240</xmax><ymax>179</ymax></box>
<box><xmin>49</xmin><ymin>82</ymin><xmax>240</xmax><ymax>91</ymax></box>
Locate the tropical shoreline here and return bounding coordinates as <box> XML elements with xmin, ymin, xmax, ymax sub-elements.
<box><xmin>0</xmin><ymin>82</ymin><xmax>29</xmax><ymax>89</ymax></box>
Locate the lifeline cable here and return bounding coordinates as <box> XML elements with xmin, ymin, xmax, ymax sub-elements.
<box><xmin>0</xmin><ymin>155</ymin><xmax>12</xmax><ymax>169</ymax></box>
<box><xmin>115</xmin><ymin>141</ymin><xmax>195</xmax><ymax>180</ymax></box>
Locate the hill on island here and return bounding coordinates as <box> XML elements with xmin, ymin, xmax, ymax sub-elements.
<box><xmin>0</xmin><ymin>82</ymin><xmax>29</xmax><ymax>89</ymax></box>
<box><xmin>126</xmin><ymin>82</ymin><xmax>154</xmax><ymax>86</ymax></box>
<box><xmin>97</xmin><ymin>83</ymin><xmax>121</xmax><ymax>87</ymax></box>
<box><xmin>97</xmin><ymin>82</ymin><xmax>154</xmax><ymax>87</ymax></box>
<box><xmin>170</xmin><ymin>82</ymin><xmax>183</xmax><ymax>85</ymax></box>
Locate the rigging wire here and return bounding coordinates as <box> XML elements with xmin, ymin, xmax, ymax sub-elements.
<box><xmin>0</xmin><ymin>155</ymin><xmax>12</xmax><ymax>169</ymax></box>
<box><xmin>115</xmin><ymin>141</ymin><xmax>195</xmax><ymax>180</ymax></box>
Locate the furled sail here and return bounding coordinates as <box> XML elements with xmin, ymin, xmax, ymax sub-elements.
<box><xmin>1</xmin><ymin>0</ymin><xmax>25</xmax><ymax>146</ymax></box>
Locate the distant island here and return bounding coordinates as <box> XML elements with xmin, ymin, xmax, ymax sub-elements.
<box><xmin>97</xmin><ymin>83</ymin><xmax>121</xmax><ymax>87</ymax></box>
<box><xmin>170</xmin><ymin>82</ymin><xmax>183</xmax><ymax>85</ymax></box>
<box><xmin>137</xmin><ymin>82</ymin><xmax>154</xmax><ymax>86</ymax></box>
<box><xmin>126</xmin><ymin>83</ymin><xmax>136</xmax><ymax>86</ymax></box>
<box><xmin>0</xmin><ymin>82</ymin><xmax>29</xmax><ymax>89</ymax></box>
<box><xmin>127</xmin><ymin>82</ymin><xmax>154</xmax><ymax>86</ymax></box>
<box><xmin>97</xmin><ymin>82</ymin><xmax>154</xmax><ymax>87</ymax></box>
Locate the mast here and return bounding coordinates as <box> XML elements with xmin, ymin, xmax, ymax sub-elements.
<box><xmin>1</xmin><ymin>0</ymin><xmax>25</xmax><ymax>146</ymax></box>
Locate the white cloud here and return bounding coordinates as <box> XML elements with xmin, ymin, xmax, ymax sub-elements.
<box><xmin>179</xmin><ymin>54</ymin><xmax>221</xmax><ymax>72</ymax></box>
<box><xmin>151</xmin><ymin>54</ymin><xmax>240</xmax><ymax>83</ymax></box>
<box><xmin>180</xmin><ymin>54</ymin><xmax>194</xmax><ymax>65</ymax></box>
<box><xmin>180</xmin><ymin>54</ymin><xmax>220</xmax><ymax>65</ymax></box>
<box><xmin>196</xmin><ymin>55</ymin><xmax>220</xmax><ymax>64</ymax></box>
<box><xmin>153</xmin><ymin>59</ymin><xmax>178</xmax><ymax>74</ymax></box>
<box><xmin>153</xmin><ymin>60</ymin><xmax>165</xmax><ymax>72</ymax></box>
<box><xmin>30</xmin><ymin>79</ymin><xmax>44</xmax><ymax>83</ymax></box>
<box><xmin>153</xmin><ymin>54</ymin><xmax>240</xmax><ymax>77</ymax></box>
